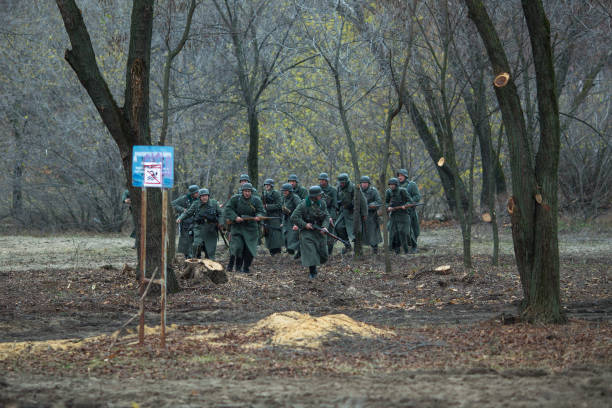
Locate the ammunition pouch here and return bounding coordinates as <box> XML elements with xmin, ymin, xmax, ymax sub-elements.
<box><xmin>203</xmin><ymin>207</ymin><xmax>218</xmax><ymax>222</ymax></box>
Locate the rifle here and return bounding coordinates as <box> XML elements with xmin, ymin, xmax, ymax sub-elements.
<box><xmin>309</xmin><ymin>224</ymin><xmax>350</xmax><ymax>246</ymax></box>
<box><xmin>226</xmin><ymin>216</ymin><xmax>281</xmax><ymax>224</ymax></box>
<box><xmin>387</xmin><ymin>202</ymin><xmax>425</xmax><ymax>212</ymax></box>
<box><xmin>219</xmin><ymin>228</ymin><xmax>229</xmax><ymax>248</ymax></box>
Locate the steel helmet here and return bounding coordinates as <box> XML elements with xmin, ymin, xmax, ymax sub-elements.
<box><xmin>309</xmin><ymin>185</ymin><xmax>323</xmax><ymax>198</ymax></box>
<box><xmin>240</xmin><ymin>182</ymin><xmax>253</xmax><ymax>192</ymax></box>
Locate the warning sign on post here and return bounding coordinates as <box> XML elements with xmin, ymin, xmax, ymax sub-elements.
<box><xmin>143</xmin><ymin>162</ymin><xmax>162</xmax><ymax>187</ymax></box>
<box><xmin>132</xmin><ymin>146</ymin><xmax>174</xmax><ymax>188</ymax></box>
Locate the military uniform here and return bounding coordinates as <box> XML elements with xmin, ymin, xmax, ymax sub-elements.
<box><xmin>290</xmin><ymin>186</ymin><xmax>330</xmax><ymax>279</ymax></box>
<box><xmin>397</xmin><ymin>169</ymin><xmax>421</xmax><ymax>250</ymax></box>
<box><xmin>360</xmin><ymin>177</ymin><xmax>383</xmax><ymax>250</ymax></box>
<box><xmin>121</xmin><ymin>189</ymin><xmax>136</xmax><ymax>241</ymax></box>
<box><xmin>319</xmin><ymin>173</ymin><xmax>338</xmax><ymax>255</ymax></box>
<box><xmin>335</xmin><ymin>173</ymin><xmax>367</xmax><ymax>251</ymax></box>
<box><xmin>171</xmin><ymin>185</ymin><xmax>199</xmax><ymax>257</ymax></box>
<box><xmin>288</xmin><ymin>174</ymin><xmax>308</xmax><ymax>200</ymax></box>
<box><xmin>179</xmin><ymin>189</ymin><xmax>221</xmax><ymax>260</ymax></box>
<box><xmin>385</xmin><ymin>178</ymin><xmax>412</xmax><ymax>254</ymax></box>
<box><xmin>224</xmin><ymin>183</ymin><xmax>265</xmax><ymax>273</ymax></box>
<box><xmin>280</xmin><ymin>183</ymin><xmax>302</xmax><ymax>254</ymax></box>
<box><xmin>262</xmin><ymin>179</ymin><xmax>283</xmax><ymax>255</ymax></box>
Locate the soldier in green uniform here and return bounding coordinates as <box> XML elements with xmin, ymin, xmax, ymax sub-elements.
<box><xmin>171</xmin><ymin>185</ymin><xmax>199</xmax><ymax>257</ymax></box>
<box><xmin>290</xmin><ymin>186</ymin><xmax>330</xmax><ymax>279</ymax></box>
<box><xmin>287</xmin><ymin>174</ymin><xmax>308</xmax><ymax>200</ymax></box>
<box><xmin>262</xmin><ymin>179</ymin><xmax>283</xmax><ymax>256</ymax></box>
<box><xmin>121</xmin><ymin>189</ymin><xmax>136</xmax><ymax>247</ymax></box>
<box><xmin>318</xmin><ymin>173</ymin><xmax>338</xmax><ymax>255</ymax></box>
<box><xmin>238</xmin><ymin>174</ymin><xmax>259</xmax><ymax>196</ymax></box>
<box><xmin>360</xmin><ymin>176</ymin><xmax>383</xmax><ymax>253</ymax></box>
<box><xmin>177</xmin><ymin>188</ymin><xmax>221</xmax><ymax>260</ymax></box>
<box><xmin>280</xmin><ymin>183</ymin><xmax>301</xmax><ymax>255</ymax></box>
<box><xmin>397</xmin><ymin>169</ymin><xmax>421</xmax><ymax>252</ymax></box>
<box><xmin>335</xmin><ymin>173</ymin><xmax>367</xmax><ymax>254</ymax></box>
<box><xmin>224</xmin><ymin>183</ymin><xmax>265</xmax><ymax>273</ymax></box>
<box><xmin>385</xmin><ymin>178</ymin><xmax>412</xmax><ymax>254</ymax></box>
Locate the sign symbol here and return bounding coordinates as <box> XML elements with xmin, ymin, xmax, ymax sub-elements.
<box><xmin>145</xmin><ymin>169</ymin><xmax>161</xmax><ymax>183</ymax></box>
<box><xmin>143</xmin><ymin>162</ymin><xmax>162</xmax><ymax>187</ymax></box>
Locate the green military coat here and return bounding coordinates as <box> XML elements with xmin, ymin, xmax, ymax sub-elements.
<box><xmin>172</xmin><ymin>193</ymin><xmax>198</xmax><ymax>256</ymax></box>
<box><xmin>262</xmin><ymin>189</ymin><xmax>283</xmax><ymax>251</ymax></box>
<box><xmin>121</xmin><ymin>190</ymin><xmax>135</xmax><ymax>239</ymax></box>
<box><xmin>400</xmin><ymin>179</ymin><xmax>421</xmax><ymax>247</ymax></box>
<box><xmin>290</xmin><ymin>198</ymin><xmax>330</xmax><ymax>267</ymax></box>
<box><xmin>293</xmin><ymin>183</ymin><xmax>308</xmax><ymax>200</ymax></box>
<box><xmin>224</xmin><ymin>194</ymin><xmax>265</xmax><ymax>257</ymax></box>
<box><xmin>361</xmin><ymin>185</ymin><xmax>383</xmax><ymax>246</ymax></box>
<box><xmin>179</xmin><ymin>199</ymin><xmax>221</xmax><ymax>260</ymax></box>
<box><xmin>385</xmin><ymin>187</ymin><xmax>412</xmax><ymax>253</ymax></box>
<box><xmin>281</xmin><ymin>192</ymin><xmax>302</xmax><ymax>252</ymax></box>
<box><xmin>336</xmin><ymin>181</ymin><xmax>367</xmax><ymax>241</ymax></box>
<box><xmin>321</xmin><ymin>184</ymin><xmax>339</xmax><ymax>251</ymax></box>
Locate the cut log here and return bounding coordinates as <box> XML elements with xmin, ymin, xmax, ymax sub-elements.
<box><xmin>434</xmin><ymin>265</ymin><xmax>452</xmax><ymax>275</ymax></box>
<box><xmin>482</xmin><ymin>212</ymin><xmax>492</xmax><ymax>223</ymax></box>
<box><xmin>494</xmin><ymin>72</ymin><xmax>510</xmax><ymax>87</ymax></box>
<box><xmin>180</xmin><ymin>258</ymin><xmax>228</xmax><ymax>284</ymax></box>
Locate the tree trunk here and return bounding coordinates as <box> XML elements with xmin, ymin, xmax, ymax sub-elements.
<box><xmin>463</xmin><ymin>67</ymin><xmax>500</xmax><ymax>265</ymax></box>
<box><xmin>333</xmin><ymin>70</ymin><xmax>363</xmax><ymax>257</ymax></box>
<box><xmin>380</xmin><ymin>101</ymin><xmax>403</xmax><ymax>274</ymax></box>
<box><xmin>10</xmin><ymin>120</ymin><xmax>25</xmax><ymax>222</ymax></box>
<box><xmin>404</xmin><ymin>96</ymin><xmax>469</xmax><ymax>212</ymax></box>
<box><xmin>247</xmin><ymin>107</ymin><xmax>260</xmax><ymax>183</ymax></box>
<box><xmin>465</xmin><ymin>0</ymin><xmax>564</xmax><ymax>322</ymax></box>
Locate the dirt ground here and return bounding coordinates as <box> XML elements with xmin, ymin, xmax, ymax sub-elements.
<box><xmin>1</xmin><ymin>222</ymin><xmax>611</xmax><ymax>407</ymax></box>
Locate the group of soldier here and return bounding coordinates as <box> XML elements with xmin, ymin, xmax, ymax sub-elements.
<box><xmin>167</xmin><ymin>170</ymin><xmax>421</xmax><ymax>279</ymax></box>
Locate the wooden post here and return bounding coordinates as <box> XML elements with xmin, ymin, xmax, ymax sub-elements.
<box><xmin>138</xmin><ymin>187</ymin><xmax>147</xmax><ymax>346</ymax></box>
<box><xmin>160</xmin><ymin>188</ymin><xmax>168</xmax><ymax>347</ymax></box>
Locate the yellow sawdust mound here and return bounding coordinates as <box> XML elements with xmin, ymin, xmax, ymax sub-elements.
<box><xmin>248</xmin><ymin>311</ymin><xmax>393</xmax><ymax>348</ymax></box>
<box><xmin>0</xmin><ymin>325</ymin><xmax>176</xmax><ymax>359</ymax></box>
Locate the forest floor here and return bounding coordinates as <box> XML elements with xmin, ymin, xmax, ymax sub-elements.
<box><xmin>1</xmin><ymin>221</ymin><xmax>611</xmax><ymax>407</ymax></box>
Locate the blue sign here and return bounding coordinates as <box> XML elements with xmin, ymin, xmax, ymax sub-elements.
<box><xmin>132</xmin><ymin>146</ymin><xmax>174</xmax><ymax>188</ymax></box>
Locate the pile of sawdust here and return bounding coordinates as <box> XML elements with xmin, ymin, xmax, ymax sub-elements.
<box><xmin>247</xmin><ymin>311</ymin><xmax>393</xmax><ymax>348</ymax></box>
<box><xmin>0</xmin><ymin>325</ymin><xmax>177</xmax><ymax>359</ymax></box>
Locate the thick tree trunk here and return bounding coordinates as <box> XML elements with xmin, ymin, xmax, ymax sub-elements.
<box><xmin>521</xmin><ymin>0</ymin><xmax>563</xmax><ymax>322</ymax></box>
<box><xmin>247</xmin><ymin>107</ymin><xmax>260</xmax><ymax>183</ymax></box>
<box><xmin>465</xmin><ymin>0</ymin><xmax>564</xmax><ymax>322</ymax></box>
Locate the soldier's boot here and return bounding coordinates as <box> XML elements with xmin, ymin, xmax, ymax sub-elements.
<box><xmin>327</xmin><ymin>244</ymin><xmax>334</xmax><ymax>257</ymax></box>
<box><xmin>287</xmin><ymin>249</ymin><xmax>295</xmax><ymax>255</ymax></box>
<box><xmin>372</xmin><ymin>245</ymin><xmax>378</xmax><ymax>254</ymax></box>
<box><xmin>236</xmin><ymin>256</ymin><xmax>244</xmax><ymax>271</ymax></box>
<box><xmin>293</xmin><ymin>250</ymin><xmax>301</xmax><ymax>260</ymax></box>
<box><xmin>227</xmin><ymin>255</ymin><xmax>235</xmax><ymax>272</ymax></box>
<box><xmin>341</xmin><ymin>243</ymin><xmax>352</xmax><ymax>254</ymax></box>
<box><xmin>309</xmin><ymin>265</ymin><xmax>318</xmax><ymax>279</ymax></box>
<box><xmin>241</xmin><ymin>252</ymin><xmax>253</xmax><ymax>274</ymax></box>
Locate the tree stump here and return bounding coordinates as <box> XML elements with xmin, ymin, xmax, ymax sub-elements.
<box><xmin>179</xmin><ymin>258</ymin><xmax>228</xmax><ymax>284</ymax></box>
